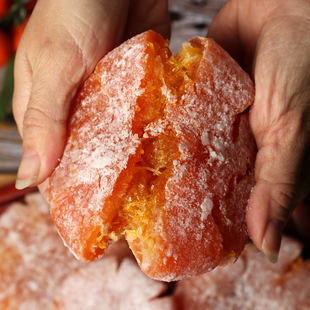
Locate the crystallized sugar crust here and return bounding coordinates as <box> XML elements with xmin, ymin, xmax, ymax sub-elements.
<box><xmin>132</xmin><ymin>37</ymin><xmax>256</xmax><ymax>280</ymax></box>
<box><xmin>49</xmin><ymin>32</ymin><xmax>154</xmax><ymax>261</ymax></box>
<box><xmin>52</xmin><ymin>256</ymin><xmax>171</xmax><ymax>310</ymax></box>
<box><xmin>0</xmin><ymin>193</ymin><xmax>174</xmax><ymax>309</ymax></box>
<box><xmin>49</xmin><ymin>30</ymin><xmax>256</xmax><ymax>281</ymax></box>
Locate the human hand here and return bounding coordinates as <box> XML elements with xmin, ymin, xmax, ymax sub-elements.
<box><xmin>208</xmin><ymin>0</ymin><xmax>310</xmax><ymax>262</ymax></box>
<box><xmin>13</xmin><ymin>0</ymin><xmax>170</xmax><ymax>198</ymax></box>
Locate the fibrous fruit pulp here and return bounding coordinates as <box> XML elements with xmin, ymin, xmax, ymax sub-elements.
<box><xmin>49</xmin><ymin>30</ymin><xmax>257</xmax><ymax>281</ymax></box>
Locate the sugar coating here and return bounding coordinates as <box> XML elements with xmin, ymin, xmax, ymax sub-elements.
<box><xmin>49</xmin><ymin>33</ymin><xmax>152</xmax><ymax>260</ymax></box>
<box><xmin>136</xmin><ymin>37</ymin><xmax>256</xmax><ymax>280</ymax></box>
<box><xmin>49</xmin><ymin>31</ymin><xmax>256</xmax><ymax>281</ymax></box>
<box><xmin>200</xmin><ymin>197</ymin><xmax>214</xmax><ymax>221</ymax></box>
<box><xmin>173</xmin><ymin>236</ymin><xmax>310</xmax><ymax>310</ymax></box>
<box><xmin>0</xmin><ymin>193</ymin><xmax>174</xmax><ymax>309</ymax></box>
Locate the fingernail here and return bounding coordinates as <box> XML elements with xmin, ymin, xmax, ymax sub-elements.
<box><xmin>245</xmin><ymin>240</ymin><xmax>261</xmax><ymax>253</ymax></box>
<box><xmin>15</xmin><ymin>150</ymin><xmax>40</xmax><ymax>190</ymax></box>
<box><xmin>262</xmin><ymin>218</ymin><xmax>284</xmax><ymax>263</ymax></box>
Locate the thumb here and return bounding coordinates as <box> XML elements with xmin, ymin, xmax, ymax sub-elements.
<box><xmin>14</xmin><ymin>57</ymin><xmax>81</xmax><ymax>190</ymax></box>
<box><xmin>13</xmin><ymin>0</ymin><xmax>131</xmax><ymax>191</ymax></box>
<box><xmin>247</xmin><ymin>112</ymin><xmax>310</xmax><ymax>263</ymax></box>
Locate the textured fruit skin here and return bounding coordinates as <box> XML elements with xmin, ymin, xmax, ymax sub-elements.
<box><xmin>49</xmin><ymin>31</ymin><xmax>160</xmax><ymax>262</ymax></box>
<box><xmin>49</xmin><ymin>30</ymin><xmax>256</xmax><ymax>281</ymax></box>
<box><xmin>133</xmin><ymin>36</ymin><xmax>256</xmax><ymax>281</ymax></box>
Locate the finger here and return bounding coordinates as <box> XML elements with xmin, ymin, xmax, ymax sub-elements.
<box><xmin>209</xmin><ymin>0</ymin><xmax>310</xmax><ymax>264</ymax></box>
<box><xmin>15</xmin><ymin>52</ymin><xmax>79</xmax><ymax>190</ymax></box>
<box><xmin>244</xmin><ymin>239</ymin><xmax>261</xmax><ymax>253</ymax></box>
<box><xmin>247</xmin><ymin>112</ymin><xmax>310</xmax><ymax>263</ymax></box>
<box><xmin>14</xmin><ymin>0</ymin><xmax>131</xmax><ymax>190</ymax></box>
<box><xmin>247</xmin><ymin>6</ymin><xmax>310</xmax><ymax>262</ymax></box>
<box><xmin>206</xmin><ymin>0</ymin><xmax>272</xmax><ymax>72</ymax></box>
<box><xmin>124</xmin><ymin>0</ymin><xmax>171</xmax><ymax>41</ymax></box>
<box><xmin>12</xmin><ymin>50</ymin><xmax>33</xmax><ymax>137</ymax></box>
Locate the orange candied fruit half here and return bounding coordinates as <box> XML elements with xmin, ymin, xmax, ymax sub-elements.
<box><xmin>49</xmin><ymin>31</ymin><xmax>174</xmax><ymax>262</ymax></box>
<box><xmin>49</xmin><ymin>30</ymin><xmax>256</xmax><ymax>281</ymax></box>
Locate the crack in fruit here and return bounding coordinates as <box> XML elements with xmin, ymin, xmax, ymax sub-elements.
<box><xmin>94</xmin><ymin>41</ymin><xmax>204</xmax><ymax>256</ymax></box>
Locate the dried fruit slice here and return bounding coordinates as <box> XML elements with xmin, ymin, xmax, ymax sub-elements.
<box><xmin>49</xmin><ymin>30</ymin><xmax>256</xmax><ymax>281</ymax></box>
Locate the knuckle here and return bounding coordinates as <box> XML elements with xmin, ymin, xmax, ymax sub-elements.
<box><xmin>269</xmin><ymin>184</ymin><xmax>297</xmax><ymax>222</ymax></box>
<box><xmin>23</xmin><ymin>106</ymin><xmax>66</xmax><ymax>133</ymax></box>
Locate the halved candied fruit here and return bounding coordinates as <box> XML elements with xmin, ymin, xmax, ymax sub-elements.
<box><xmin>95</xmin><ymin>41</ymin><xmax>202</xmax><ymax>256</ymax></box>
<box><xmin>49</xmin><ymin>30</ymin><xmax>256</xmax><ymax>281</ymax></box>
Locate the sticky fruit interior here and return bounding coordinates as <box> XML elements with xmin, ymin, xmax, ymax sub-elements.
<box><xmin>93</xmin><ymin>40</ymin><xmax>204</xmax><ymax>256</ymax></box>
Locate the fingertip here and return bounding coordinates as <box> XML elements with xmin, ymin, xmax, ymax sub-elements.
<box><xmin>247</xmin><ymin>180</ymin><xmax>287</xmax><ymax>263</ymax></box>
<box><xmin>262</xmin><ymin>218</ymin><xmax>284</xmax><ymax>263</ymax></box>
<box><xmin>246</xmin><ymin>180</ymin><xmax>270</xmax><ymax>250</ymax></box>
<box><xmin>15</xmin><ymin>150</ymin><xmax>40</xmax><ymax>190</ymax></box>
<box><xmin>38</xmin><ymin>178</ymin><xmax>50</xmax><ymax>203</ymax></box>
<box><xmin>245</xmin><ymin>239</ymin><xmax>261</xmax><ymax>253</ymax></box>
<box><xmin>16</xmin><ymin>116</ymin><xmax>66</xmax><ymax>190</ymax></box>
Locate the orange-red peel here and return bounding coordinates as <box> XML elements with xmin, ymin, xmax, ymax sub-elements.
<box><xmin>49</xmin><ymin>30</ymin><xmax>257</xmax><ymax>281</ymax></box>
<box><xmin>173</xmin><ymin>236</ymin><xmax>310</xmax><ymax>309</ymax></box>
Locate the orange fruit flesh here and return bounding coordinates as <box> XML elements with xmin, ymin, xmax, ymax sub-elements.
<box><xmin>94</xmin><ymin>42</ymin><xmax>204</xmax><ymax>255</ymax></box>
<box><xmin>49</xmin><ymin>31</ymin><xmax>255</xmax><ymax>275</ymax></box>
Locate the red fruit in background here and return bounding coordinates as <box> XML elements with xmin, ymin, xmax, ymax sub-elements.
<box><xmin>0</xmin><ymin>0</ymin><xmax>11</xmax><ymax>18</ymax></box>
<box><xmin>0</xmin><ymin>29</ymin><xmax>12</xmax><ymax>67</ymax></box>
<box><xmin>12</xmin><ymin>16</ymin><xmax>29</xmax><ymax>52</ymax></box>
<box><xmin>25</xmin><ymin>0</ymin><xmax>36</xmax><ymax>13</ymax></box>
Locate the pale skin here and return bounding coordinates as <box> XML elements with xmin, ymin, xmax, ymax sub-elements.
<box><xmin>13</xmin><ymin>0</ymin><xmax>310</xmax><ymax>263</ymax></box>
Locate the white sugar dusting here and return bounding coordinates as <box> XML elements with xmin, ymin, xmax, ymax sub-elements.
<box><xmin>0</xmin><ymin>193</ymin><xmax>84</xmax><ymax>309</ymax></box>
<box><xmin>49</xmin><ymin>33</ymin><xmax>152</xmax><ymax>260</ymax></box>
<box><xmin>49</xmin><ymin>33</ymin><xmax>256</xmax><ymax>280</ymax></box>
<box><xmin>53</xmin><ymin>256</ymin><xmax>171</xmax><ymax>310</ymax></box>
<box><xmin>174</xmin><ymin>236</ymin><xmax>310</xmax><ymax>309</ymax></box>
<box><xmin>200</xmin><ymin>197</ymin><xmax>214</xmax><ymax>221</ymax></box>
<box><xmin>143</xmin><ymin>119</ymin><xmax>168</xmax><ymax>138</ymax></box>
<box><xmin>201</xmin><ymin>130</ymin><xmax>210</xmax><ymax>145</ymax></box>
<box><xmin>155</xmin><ymin>36</ymin><xmax>255</xmax><ymax>279</ymax></box>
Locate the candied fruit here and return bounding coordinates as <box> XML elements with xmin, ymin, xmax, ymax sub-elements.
<box><xmin>0</xmin><ymin>193</ymin><xmax>173</xmax><ymax>309</ymax></box>
<box><xmin>0</xmin><ymin>193</ymin><xmax>83</xmax><ymax>309</ymax></box>
<box><xmin>49</xmin><ymin>30</ymin><xmax>257</xmax><ymax>281</ymax></box>
<box><xmin>174</xmin><ymin>236</ymin><xmax>310</xmax><ymax>309</ymax></box>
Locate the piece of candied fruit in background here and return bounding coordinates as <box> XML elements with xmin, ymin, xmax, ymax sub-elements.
<box><xmin>0</xmin><ymin>193</ymin><xmax>174</xmax><ymax>309</ymax></box>
<box><xmin>49</xmin><ymin>30</ymin><xmax>256</xmax><ymax>281</ymax></box>
<box><xmin>52</xmin><ymin>256</ymin><xmax>176</xmax><ymax>310</ymax></box>
<box><xmin>173</xmin><ymin>236</ymin><xmax>310</xmax><ymax>310</ymax></box>
<box><xmin>0</xmin><ymin>193</ymin><xmax>84</xmax><ymax>309</ymax></box>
